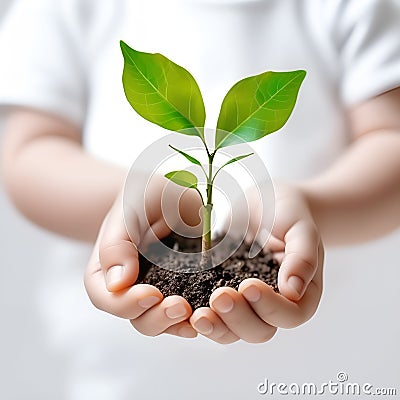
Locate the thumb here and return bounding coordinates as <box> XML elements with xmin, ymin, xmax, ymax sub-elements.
<box><xmin>277</xmin><ymin>220</ymin><xmax>320</xmax><ymax>301</ymax></box>
<box><xmin>99</xmin><ymin>198</ymin><xmax>140</xmax><ymax>292</ymax></box>
<box><xmin>100</xmin><ymin>239</ymin><xmax>139</xmax><ymax>292</ymax></box>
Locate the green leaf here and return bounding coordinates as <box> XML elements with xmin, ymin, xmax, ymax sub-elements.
<box><xmin>215</xmin><ymin>70</ymin><xmax>306</xmax><ymax>149</ymax></box>
<box><xmin>169</xmin><ymin>145</ymin><xmax>202</xmax><ymax>166</ymax></box>
<box><xmin>212</xmin><ymin>153</ymin><xmax>253</xmax><ymax>182</ymax></box>
<box><xmin>120</xmin><ymin>40</ymin><xmax>205</xmax><ymax>138</ymax></box>
<box><xmin>219</xmin><ymin>152</ymin><xmax>253</xmax><ymax>169</ymax></box>
<box><xmin>165</xmin><ymin>170</ymin><xmax>198</xmax><ymax>189</ymax></box>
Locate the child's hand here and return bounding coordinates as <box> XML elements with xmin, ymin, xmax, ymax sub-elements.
<box><xmin>190</xmin><ymin>184</ymin><xmax>324</xmax><ymax>344</ymax></box>
<box><xmin>84</xmin><ymin>176</ymin><xmax>202</xmax><ymax>339</ymax></box>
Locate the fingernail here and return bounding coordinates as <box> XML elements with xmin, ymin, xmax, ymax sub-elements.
<box><xmin>138</xmin><ymin>296</ymin><xmax>160</xmax><ymax>309</ymax></box>
<box><xmin>193</xmin><ymin>317</ymin><xmax>213</xmax><ymax>335</ymax></box>
<box><xmin>106</xmin><ymin>265</ymin><xmax>125</xmax><ymax>289</ymax></box>
<box><xmin>242</xmin><ymin>285</ymin><xmax>261</xmax><ymax>303</ymax></box>
<box><xmin>178</xmin><ymin>326</ymin><xmax>197</xmax><ymax>338</ymax></box>
<box><xmin>165</xmin><ymin>303</ymin><xmax>187</xmax><ymax>319</ymax></box>
<box><xmin>212</xmin><ymin>293</ymin><xmax>234</xmax><ymax>313</ymax></box>
<box><xmin>288</xmin><ymin>276</ymin><xmax>305</xmax><ymax>298</ymax></box>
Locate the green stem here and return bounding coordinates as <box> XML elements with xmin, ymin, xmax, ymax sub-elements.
<box><xmin>206</xmin><ymin>153</ymin><xmax>214</xmax><ymax>204</ymax></box>
<box><xmin>201</xmin><ymin>204</ymin><xmax>212</xmax><ymax>269</ymax></box>
<box><xmin>199</xmin><ymin>164</ymin><xmax>208</xmax><ymax>183</ymax></box>
<box><xmin>201</xmin><ymin>204</ymin><xmax>212</xmax><ymax>248</ymax></box>
<box><xmin>201</xmin><ymin>151</ymin><xmax>216</xmax><ymax>268</ymax></box>
<box><xmin>194</xmin><ymin>187</ymin><xmax>205</xmax><ymax>207</ymax></box>
<box><xmin>200</xmin><ymin>134</ymin><xmax>211</xmax><ymax>158</ymax></box>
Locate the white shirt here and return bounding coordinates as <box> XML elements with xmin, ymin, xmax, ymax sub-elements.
<box><xmin>1</xmin><ymin>1</ymin><xmax>400</xmax><ymax>399</ymax></box>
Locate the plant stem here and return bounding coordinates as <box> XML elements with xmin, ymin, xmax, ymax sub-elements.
<box><xmin>201</xmin><ymin>203</ymin><xmax>213</xmax><ymax>268</ymax></box>
<box><xmin>201</xmin><ymin>151</ymin><xmax>216</xmax><ymax>269</ymax></box>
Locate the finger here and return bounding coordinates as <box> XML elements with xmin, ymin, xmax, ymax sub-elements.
<box><xmin>215</xmin><ymin>330</ymin><xmax>241</xmax><ymax>345</ymax></box>
<box><xmin>209</xmin><ymin>287</ymin><xmax>277</xmax><ymax>343</ymax></box>
<box><xmin>240</xmin><ymin>268</ymin><xmax>323</xmax><ymax>329</ymax></box>
<box><xmin>278</xmin><ymin>220</ymin><xmax>320</xmax><ymax>301</ymax></box>
<box><xmin>273</xmin><ymin>251</ymin><xmax>285</xmax><ymax>264</ymax></box>
<box><xmin>130</xmin><ymin>295</ymin><xmax>192</xmax><ymax>337</ymax></box>
<box><xmin>100</xmin><ymin>240</ymin><xmax>139</xmax><ymax>292</ymax></box>
<box><xmin>261</xmin><ymin>234</ymin><xmax>285</xmax><ymax>263</ymax></box>
<box><xmin>163</xmin><ymin>321</ymin><xmax>198</xmax><ymax>339</ymax></box>
<box><xmin>84</xmin><ymin>264</ymin><xmax>164</xmax><ymax>318</ymax></box>
<box><xmin>264</xmin><ymin>234</ymin><xmax>285</xmax><ymax>253</ymax></box>
<box><xmin>140</xmin><ymin>218</ymin><xmax>171</xmax><ymax>250</ymax></box>
<box><xmin>190</xmin><ymin>307</ymin><xmax>240</xmax><ymax>344</ymax></box>
<box><xmin>99</xmin><ymin>199</ymin><xmax>141</xmax><ymax>292</ymax></box>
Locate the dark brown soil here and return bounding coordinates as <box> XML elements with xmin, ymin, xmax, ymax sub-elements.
<box><xmin>136</xmin><ymin>234</ymin><xmax>280</xmax><ymax>310</ymax></box>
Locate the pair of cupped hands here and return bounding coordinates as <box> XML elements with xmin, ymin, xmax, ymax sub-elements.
<box><xmin>84</xmin><ymin>176</ymin><xmax>324</xmax><ymax>344</ymax></box>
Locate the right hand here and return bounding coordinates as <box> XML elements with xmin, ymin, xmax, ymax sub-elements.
<box><xmin>189</xmin><ymin>184</ymin><xmax>324</xmax><ymax>344</ymax></box>
<box><xmin>84</xmin><ymin>175</ymin><xmax>202</xmax><ymax>338</ymax></box>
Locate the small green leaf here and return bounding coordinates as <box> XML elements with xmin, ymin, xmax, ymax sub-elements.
<box><xmin>165</xmin><ymin>170</ymin><xmax>198</xmax><ymax>189</ymax></box>
<box><xmin>219</xmin><ymin>152</ymin><xmax>253</xmax><ymax>169</ymax></box>
<box><xmin>120</xmin><ymin>41</ymin><xmax>205</xmax><ymax>138</ymax></box>
<box><xmin>169</xmin><ymin>145</ymin><xmax>202</xmax><ymax>166</ymax></box>
<box><xmin>212</xmin><ymin>153</ymin><xmax>253</xmax><ymax>182</ymax></box>
<box><xmin>215</xmin><ymin>70</ymin><xmax>306</xmax><ymax>148</ymax></box>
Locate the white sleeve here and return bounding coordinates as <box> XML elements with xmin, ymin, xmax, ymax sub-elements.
<box><xmin>0</xmin><ymin>0</ymin><xmax>86</xmax><ymax>126</ymax></box>
<box><xmin>333</xmin><ymin>0</ymin><xmax>400</xmax><ymax>106</ymax></box>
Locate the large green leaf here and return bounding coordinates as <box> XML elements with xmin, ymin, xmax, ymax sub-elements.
<box><xmin>120</xmin><ymin>41</ymin><xmax>205</xmax><ymax>138</ymax></box>
<box><xmin>165</xmin><ymin>170</ymin><xmax>198</xmax><ymax>189</ymax></box>
<box><xmin>215</xmin><ymin>70</ymin><xmax>306</xmax><ymax>148</ymax></box>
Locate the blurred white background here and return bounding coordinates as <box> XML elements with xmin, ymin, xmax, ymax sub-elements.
<box><xmin>0</xmin><ymin>1</ymin><xmax>399</xmax><ymax>399</ymax></box>
<box><xmin>0</xmin><ymin>2</ymin><xmax>66</xmax><ymax>398</ymax></box>
<box><xmin>0</xmin><ymin>182</ymin><xmax>67</xmax><ymax>400</ymax></box>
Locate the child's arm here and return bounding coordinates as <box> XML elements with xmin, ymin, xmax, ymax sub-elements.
<box><xmin>190</xmin><ymin>87</ymin><xmax>400</xmax><ymax>344</ymax></box>
<box><xmin>300</xmin><ymin>87</ymin><xmax>400</xmax><ymax>244</ymax></box>
<box><xmin>1</xmin><ymin>107</ymin><xmax>199</xmax><ymax>338</ymax></box>
<box><xmin>1</xmin><ymin>107</ymin><xmax>125</xmax><ymax>242</ymax></box>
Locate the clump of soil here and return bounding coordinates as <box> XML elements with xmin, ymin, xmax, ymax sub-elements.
<box><xmin>136</xmin><ymin>234</ymin><xmax>280</xmax><ymax>309</ymax></box>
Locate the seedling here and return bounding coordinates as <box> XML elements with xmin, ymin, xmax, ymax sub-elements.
<box><xmin>120</xmin><ymin>40</ymin><xmax>305</xmax><ymax>268</ymax></box>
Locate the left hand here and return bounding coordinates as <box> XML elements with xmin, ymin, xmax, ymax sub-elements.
<box><xmin>189</xmin><ymin>184</ymin><xmax>324</xmax><ymax>344</ymax></box>
<box><xmin>84</xmin><ymin>175</ymin><xmax>203</xmax><ymax>339</ymax></box>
